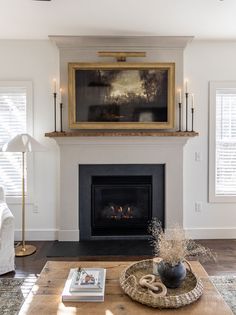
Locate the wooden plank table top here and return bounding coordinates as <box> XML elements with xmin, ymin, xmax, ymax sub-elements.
<box><xmin>19</xmin><ymin>260</ymin><xmax>233</xmax><ymax>315</ymax></box>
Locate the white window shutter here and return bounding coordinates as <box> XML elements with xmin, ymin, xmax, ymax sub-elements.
<box><xmin>0</xmin><ymin>87</ymin><xmax>27</xmax><ymax>196</ymax></box>
<box><xmin>216</xmin><ymin>90</ymin><xmax>236</xmax><ymax>195</ymax></box>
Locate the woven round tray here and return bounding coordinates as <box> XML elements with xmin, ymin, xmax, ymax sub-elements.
<box><xmin>120</xmin><ymin>259</ymin><xmax>203</xmax><ymax>309</ymax></box>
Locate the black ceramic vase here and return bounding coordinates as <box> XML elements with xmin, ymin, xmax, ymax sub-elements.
<box><xmin>158</xmin><ymin>261</ymin><xmax>186</xmax><ymax>289</ymax></box>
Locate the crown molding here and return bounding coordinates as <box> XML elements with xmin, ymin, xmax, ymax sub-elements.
<box><xmin>49</xmin><ymin>35</ymin><xmax>194</xmax><ymax>50</ymax></box>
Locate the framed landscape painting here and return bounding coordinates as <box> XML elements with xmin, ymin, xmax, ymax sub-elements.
<box><xmin>68</xmin><ymin>62</ymin><xmax>175</xmax><ymax>130</ymax></box>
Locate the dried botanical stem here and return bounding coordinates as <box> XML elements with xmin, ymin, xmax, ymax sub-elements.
<box><xmin>149</xmin><ymin>219</ymin><xmax>216</xmax><ymax>266</ymax></box>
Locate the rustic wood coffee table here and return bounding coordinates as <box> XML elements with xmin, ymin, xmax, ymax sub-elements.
<box><xmin>19</xmin><ymin>260</ymin><xmax>233</xmax><ymax>315</ymax></box>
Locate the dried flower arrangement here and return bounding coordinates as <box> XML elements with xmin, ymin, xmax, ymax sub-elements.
<box><xmin>149</xmin><ymin>219</ymin><xmax>216</xmax><ymax>267</ymax></box>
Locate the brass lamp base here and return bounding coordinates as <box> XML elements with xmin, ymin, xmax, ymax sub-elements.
<box><xmin>15</xmin><ymin>244</ymin><xmax>37</xmax><ymax>257</ymax></box>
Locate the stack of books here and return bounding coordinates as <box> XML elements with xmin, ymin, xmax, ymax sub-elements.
<box><xmin>62</xmin><ymin>267</ymin><xmax>106</xmax><ymax>302</ymax></box>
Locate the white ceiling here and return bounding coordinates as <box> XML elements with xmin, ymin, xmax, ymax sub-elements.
<box><xmin>0</xmin><ymin>0</ymin><xmax>236</xmax><ymax>40</ymax></box>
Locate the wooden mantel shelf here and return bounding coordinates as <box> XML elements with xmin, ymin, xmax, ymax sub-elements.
<box><xmin>45</xmin><ymin>131</ymin><xmax>199</xmax><ymax>137</ymax></box>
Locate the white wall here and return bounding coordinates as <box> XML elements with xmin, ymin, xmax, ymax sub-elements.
<box><xmin>0</xmin><ymin>40</ymin><xmax>60</xmax><ymax>240</ymax></box>
<box><xmin>1</xmin><ymin>39</ymin><xmax>236</xmax><ymax>240</ymax></box>
<box><xmin>184</xmin><ymin>40</ymin><xmax>236</xmax><ymax>238</ymax></box>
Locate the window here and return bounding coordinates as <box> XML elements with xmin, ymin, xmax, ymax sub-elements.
<box><xmin>0</xmin><ymin>81</ymin><xmax>33</xmax><ymax>201</ymax></box>
<box><xmin>209</xmin><ymin>81</ymin><xmax>236</xmax><ymax>202</ymax></box>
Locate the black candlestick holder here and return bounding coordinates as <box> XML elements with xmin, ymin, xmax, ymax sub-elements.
<box><xmin>53</xmin><ymin>92</ymin><xmax>57</xmax><ymax>132</ymax></box>
<box><xmin>191</xmin><ymin>107</ymin><xmax>194</xmax><ymax>132</ymax></box>
<box><xmin>178</xmin><ymin>102</ymin><xmax>182</xmax><ymax>132</ymax></box>
<box><xmin>60</xmin><ymin>102</ymin><xmax>64</xmax><ymax>132</ymax></box>
<box><xmin>185</xmin><ymin>93</ymin><xmax>189</xmax><ymax>132</ymax></box>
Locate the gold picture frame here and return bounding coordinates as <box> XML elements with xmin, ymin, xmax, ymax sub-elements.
<box><xmin>68</xmin><ymin>62</ymin><xmax>175</xmax><ymax>130</ymax></box>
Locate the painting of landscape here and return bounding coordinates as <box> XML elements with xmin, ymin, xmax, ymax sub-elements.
<box><xmin>75</xmin><ymin>68</ymin><xmax>168</xmax><ymax>123</ymax></box>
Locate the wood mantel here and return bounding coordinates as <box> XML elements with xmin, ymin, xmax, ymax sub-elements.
<box><xmin>45</xmin><ymin>131</ymin><xmax>199</xmax><ymax>137</ymax></box>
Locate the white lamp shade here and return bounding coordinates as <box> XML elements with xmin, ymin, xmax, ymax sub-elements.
<box><xmin>2</xmin><ymin>134</ymin><xmax>45</xmax><ymax>153</ymax></box>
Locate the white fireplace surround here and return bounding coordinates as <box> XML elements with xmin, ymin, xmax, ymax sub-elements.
<box><xmin>51</xmin><ymin>35</ymin><xmax>193</xmax><ymax>241</ymax></box>
<box><xmin>56</xmin><ymin>137</ymin><xmax>188</xmax><ymax>241</ymax></box>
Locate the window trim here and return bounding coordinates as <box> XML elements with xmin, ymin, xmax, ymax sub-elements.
<box><xmin>0</xmin><ymin>81</ymin><xmax>34</xmax><ymax>205</ymax></box>
<box><xmin>209</xmin><ymin>81</ymin><xmax>236</xmax><ymax>203</ymax></box>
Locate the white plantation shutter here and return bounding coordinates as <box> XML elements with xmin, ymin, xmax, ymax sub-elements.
<box><xmin>0</xmin><ymin>87</ymin><xmax>27</xmax><ymax>196</ymax></box>
<box><xmin>215</xmin><ymin>89</ymin><xmax>236</xmax><ymax>196</ymax></box>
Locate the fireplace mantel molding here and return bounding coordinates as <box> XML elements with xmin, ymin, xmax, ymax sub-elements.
<box><xmin>45</xmin><ymin>131</ymin><xmax>199</xmax><ymax>138</ymax></box>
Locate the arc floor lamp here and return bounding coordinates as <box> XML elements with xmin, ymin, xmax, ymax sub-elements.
<box><xmin>2</xmin><ymin>134</ymin><xmax>45</xmax><ymax>257</ymax></box>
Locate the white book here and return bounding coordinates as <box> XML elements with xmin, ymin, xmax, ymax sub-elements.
<box><xmin>70</xmin><ymin>268</ymin><xmax>104</xmax><ymax>292</ymax></box>
<box><xmin>62</xmin><ymin>268</ymin><xmax>106</xmax><ymax>302</ymax></box>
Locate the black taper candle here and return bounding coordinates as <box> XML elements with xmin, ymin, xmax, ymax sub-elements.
<box><xmin>191</xmin><ymin>107</ymin><xmax>194</xmax><ymax>132</ymax></box>
<box><xmin>53</xmin><ymin>92</ymin><xmax>57</xmax><ymax>132</ymax></box>
<box><xmin>185</xmin><ymin>93</ymin><xmax>189</xmax><ymax>132</ymax></box>
<box><xmin>60</xmin><ymin>102</ymin><xmax>63</xmax><ymax>132</ymax></box>
<box><xmin>178</xmin><ymin>102</ymin><xmax>182</xmax><ymax>132</ymax></box>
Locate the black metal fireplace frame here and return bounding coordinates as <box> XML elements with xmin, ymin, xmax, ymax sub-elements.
<box><xmin>79</xmin><ymin>164</ymin><xmax>165</xmax><ymax>241</ymax></box>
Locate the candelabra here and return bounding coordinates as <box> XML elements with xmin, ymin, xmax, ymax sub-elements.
<box><xmin>185</xmin><ymin>93</ymin><xmax>189</xmax><ymax>132</ymax></box>
<box><xmin>53</xmin><ymin>92</ymin><xmax>57</xmax><ymax>132</ymax></box>
<box><xmin>178</xmin><ymin>102</ymin><xmax>182</xmax><ymax>132</ymax></box>
<box><xmin>191</xmin><ymin>107</ymin><xmax>195</xmax><ymax>132</ymax></box>
<box><xmin>60</xmin><ymin>102</ymin><xmax>64</xmax><ymax>132</ymax></box>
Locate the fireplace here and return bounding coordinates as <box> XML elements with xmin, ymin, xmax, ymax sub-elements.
<box><xmin>79</xmin><ymin>164</ymin><xmax>165</xmax><ymax>240</ymax></box>
<box><xmin>52</xmin><ymin>36</ymin><xmax>189</xmax><ymax>241</ymax></box>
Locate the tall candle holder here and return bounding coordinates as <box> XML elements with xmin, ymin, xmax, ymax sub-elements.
<box><xmin>191</xmin><ymin>107</ymin><xmax>194</xmax><ymax>132</ymax></box>
<box><xmin>60</xmin><ymin>102</ymin><xmax>64</xmax><ymax>132</ymax></box>
<box><xmin>178</xmin><ymin>102</ymin><xmax>182</xmax><ymax>132</ymax></box>
<box><xmin>53</xmin><ymin>92</ymin><xmax>57</xmax><ymax>132</ymax></box>
<box><xmin>185</xmin><ymin>92</ymin><xmax>189</xmax><ymax>132</ymax></box>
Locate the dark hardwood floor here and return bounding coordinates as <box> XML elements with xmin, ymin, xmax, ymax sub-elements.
<box><xmin>197</xmin><ymin>239</ymin><xmax>236</xmax><ymax>276</ymax></box>
<box><xmin>1</xmin><ymin>239</ymin><xmax>236</xmax><ymax>278</ymax></box>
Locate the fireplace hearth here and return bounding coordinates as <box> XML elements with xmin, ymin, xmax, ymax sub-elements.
<box><xmin>79</xmin><ymin>164</ymin><xmax>164</xmax><ymax>240</ymax></box>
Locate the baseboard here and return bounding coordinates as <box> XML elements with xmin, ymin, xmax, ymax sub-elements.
<box><xmin>58</xmin><ymin>229</ymin><xmax>80</xmax><ymax>241</ymax></box>
<box><xmin>14</xmin><ymin>229</ymin><xmax>58</xmax><ymax>241</ymax></box>
<box><xmin>14</xmin><ymin>228</ymin><xmax>236</xmax><ymax>241</ymax></box>
<box><xmin>14</xmin><ymin>229</ymin><xmax>79</xmax><ymax>241</ymax></box>
<box><xmin>185</xmin><ymin>228</ymin><xmax>236</xmax><ymax>239</ymax></box>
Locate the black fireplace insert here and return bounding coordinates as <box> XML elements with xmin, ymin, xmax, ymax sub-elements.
<box><xmin>91</xmin><ymin>175</ymin><xmax>152</xmax><ymax>236</ymax></box>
